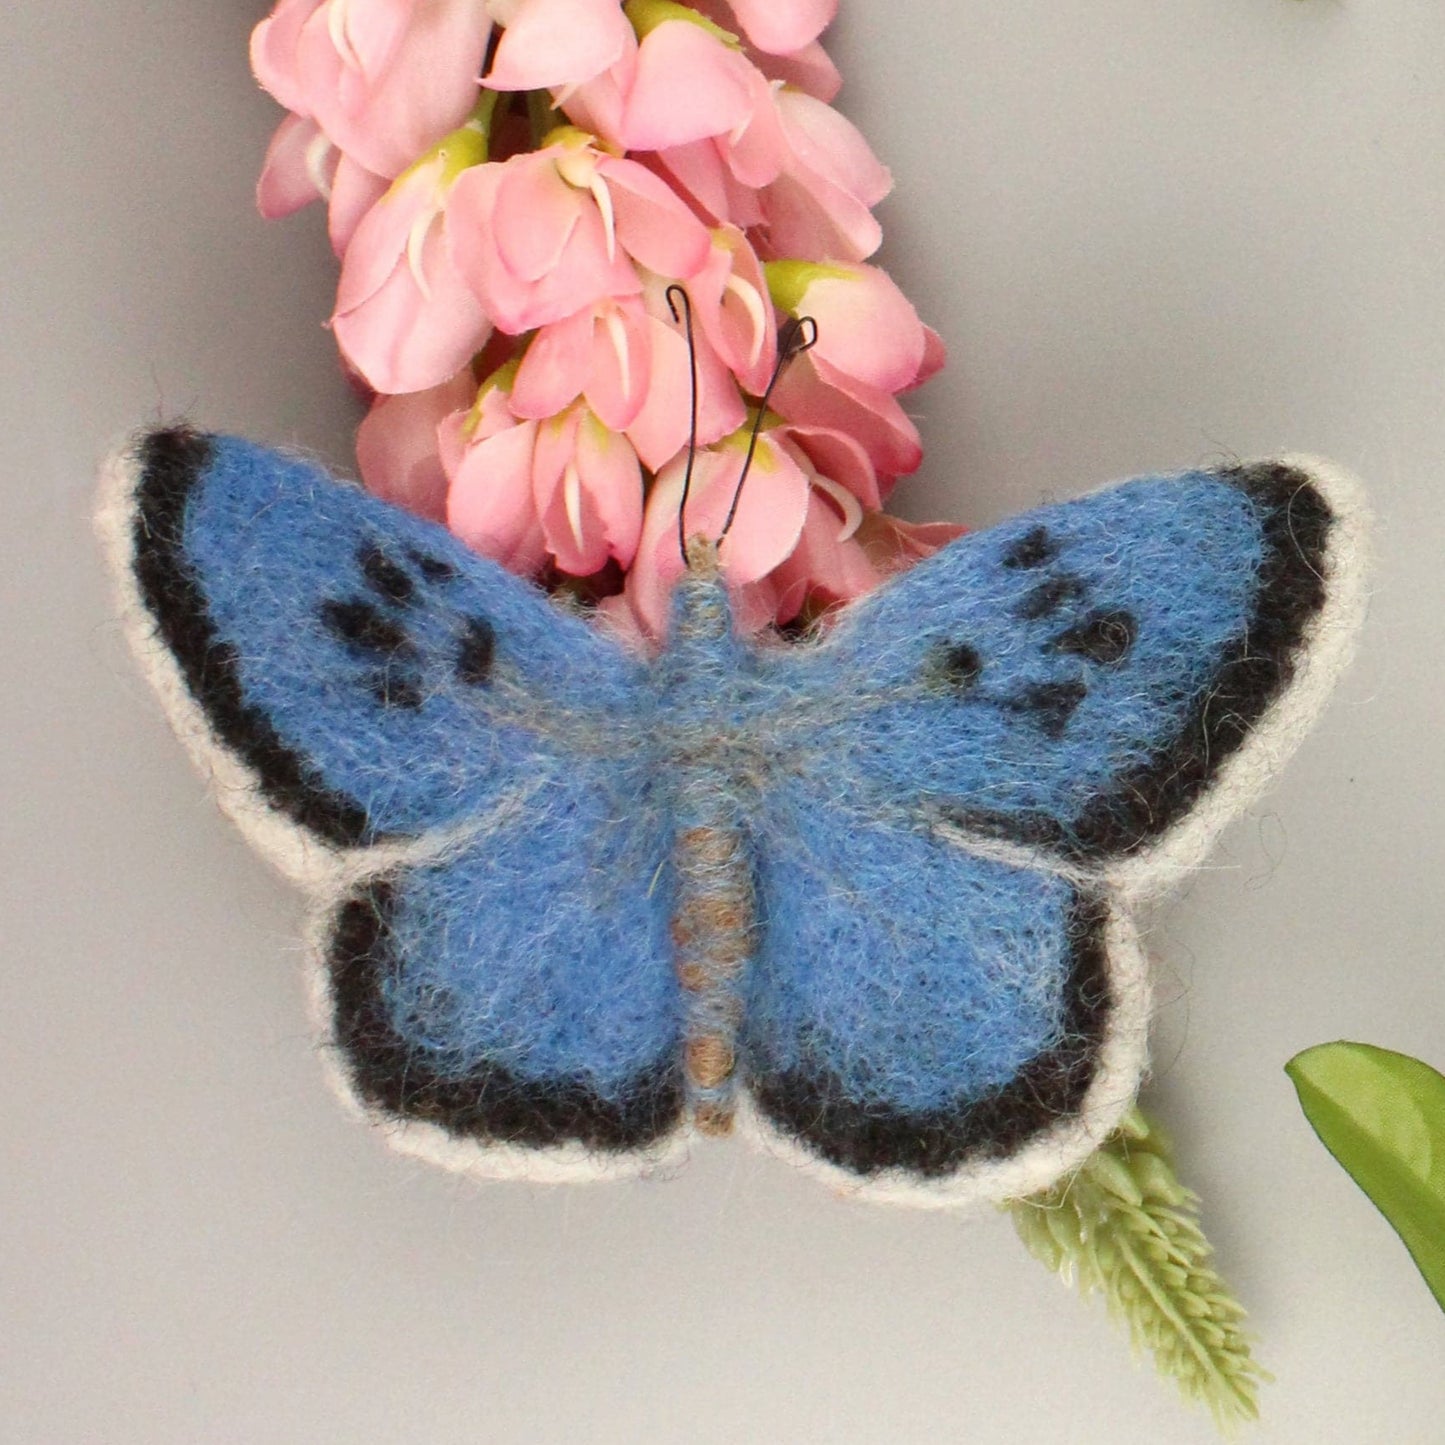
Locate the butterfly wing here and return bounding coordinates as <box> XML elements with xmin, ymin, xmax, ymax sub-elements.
<box><xmin>740</xmin><ymin>458</ymin><xmax>1365</xmax><ymax>1201</ymax></box>
<box><xmin>101</xmin><ymin>428</ymin><xmax>685</xmax><ymax>1174</ymax></box>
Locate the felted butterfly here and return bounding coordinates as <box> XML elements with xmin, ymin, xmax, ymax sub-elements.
<box><xmin>99</xmin><ymin>426</ymin><xmax>1365</xmax><ymax>1205</ymax></box>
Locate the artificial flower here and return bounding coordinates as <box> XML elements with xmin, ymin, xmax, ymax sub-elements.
<box><xmin>448</xmin><ymin>128</ymin><xmax>712</xmax><ymax>334</ymax></box>
<box><xmin>332</xmin><ymin>124</ymin><xmax>492</xmax><ymax>393</ymax></box>
<box><xmin>251</xmin><ymin>0</ymin><xmax>492</xmax><ymax>179</ymax></box>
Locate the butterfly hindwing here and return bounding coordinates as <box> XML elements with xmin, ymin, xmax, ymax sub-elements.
<box><xmin>328</xmin><ymin>778</ymin><xmax>686</xmax><ymax>1164</ymax></box>
<box><xmin>740</xmin><ymin>778</ymin><xmax>1143</xmax><ymax>1198</ymax></box>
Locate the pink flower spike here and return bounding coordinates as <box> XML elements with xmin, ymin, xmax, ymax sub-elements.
<box><xmin>333</xmin><ymin>141</ymin><xmax>492</xmax><ymax>394</ymax></box>
<box><xmin>356</xmin><ymin>368</ymin><xmax>477</xmax><ymax>521</ymax></box>
<box><xmin>256</xmin><ymin>114</ymin><xmax>336</xmax><ymax>219</ymax></box>
<box><xmin>621</xmin><ymin>21</ymin><xmax>757</xmax><ymax>152</ymax></box>
<box><xmin>484</xmin><ymin>0</ymin><xmax>633</xmax><ymax>91</ymax></box>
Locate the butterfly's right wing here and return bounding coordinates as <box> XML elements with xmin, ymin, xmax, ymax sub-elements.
<box><xmin>101</xmin><ymin>429</ymin><xmax>686</xmax><ymax>1174</ymax></box>
<box><xmin>738</xmin><ymin>458</ymin><xmax>1365</xmax><ymax>1204</ymax></box>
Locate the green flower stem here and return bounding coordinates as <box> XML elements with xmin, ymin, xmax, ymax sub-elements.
<box><xmin>1007</xmin><ymin>1108</ymin><xmax>1267</xmax><ymax>1432</ymax></box>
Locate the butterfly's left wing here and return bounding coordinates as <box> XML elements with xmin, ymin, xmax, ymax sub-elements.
<box><xmin>100</xmin><ymin>429</ymin><xmax>687</xmax><ymax>1177</ymax></box>
<box><xmin>739</xmin><ymin>458</ymin><xmax>1366</xmax><ymax>1203</ymax></box>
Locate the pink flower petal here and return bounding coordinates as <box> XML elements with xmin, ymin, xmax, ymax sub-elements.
<box><xmin>327</xmin><ymin>155</ymin><xmax>389</xmax><ymax>255</ymax></box>
<box><xmin>907</xmin><ymin>324</ymin><xmax>948</xmax><ymax>390</ymax></box>
<box><xmin>716</xmin><ymin>68</ymin><xmax>787</xmax><ymax>189</ymax></box>
<box><xmin>771</xmin><ymin>353</ymin><xmax>923</xmax><ymax>481</ymax></box>
<box><xmin>721</xmin><ymin>0</ymin><xmax>835</xmax><ymax>55</ymax></box>
<box><xmin>782</xmin><ymin>423</ymin><xmax>881</xmax><ymax>509</ymax></box>
<box><xmin>333</xmin><ymin>163</ymin><xmax>436</xmax><ymax>315</ymax></box>
<box><xmin>600</xmin><ymin>157</ymin><xmax>712</xmax><ymax>280</ymax></box>
<box><xmin>575</xmin><ymin>411</ymin><xmax>644</xmax><ymax>567</ymax></box>
<box><xmin>583</xmin><ymin>297</ymin><xmax>653</xmax><ymax>431</ymax></box>
<box><xmin>334</xmin><ymin>214</ymin><xmax>492</xmax><ymax>393</ymax></box>
<box><xmin>759</xmin><ymin>169</ymin><xmax>881</xmax><ymax>262</ymax></box>
<box><xmin>484</xmin><ymin>0</ymin><xmax>632</xmax><ymax>90</ymax></box>
<box><xmin>356</xmin><ymin>369</ymin><xmax>477</xmax><ymax>521</ymax></box>
<box><xmin>292</xmin><ymin>0</ymin><xmax>492</xmax><ymax>178</ymax></box>
<box><xmin>256</xmin><ymin>114</ymin><xmax>334</xmax><ymax>219</ymax></box>
<box><xmin>710</xmin><ymin>438</ymin><xmax>810</xmax><ymax>584</ymax></box>
<box><xmin>625</xmin><ymin>313</ymin><xmax>745</xmax><ymax>469</ymax></box>
<box><xmin>251</xmin><ymin>0</ymin><xmax>320</xmax><ymax>115</ymax></box>
<box><xmin>449</xmin><ymin>165</ymin><xmax>640</xmax><ymax>332</ymax></box>
<box><xmin>511</xmin><ymin>308</ymin><xmax>594</xmax><ymax>420</ymax></box>
<box><xmin>777</xmin><ymin>90</ymin><xmax>891</xmax><ymax>207</ymax></box>
<box><xmin>492</xmin><ymin>152</ymin><xmax>584</xmax><ymax>283</ymax></box>
<box><xmin>800</xmin><ymin>266</ymin><xmax>927</xmax><ymax>393</ymax></box>
<box><xmin>621</xmin><ymin>22</ymin><xmax>756</xmax><ymax>151</ymax></box>
<box><xmin>687</xmin><ymin>226</ymin><xmax>776</xmax><ymax>394</ymax></box>
<box><xmin>444</xmin><ymin>412</ymin><xmax>549</xmax><ymax>572</ymax></box>
<box><xmin>752</xmin><ymin>39</ymin><xmax>840</xmax><ymax>101</ymax></box>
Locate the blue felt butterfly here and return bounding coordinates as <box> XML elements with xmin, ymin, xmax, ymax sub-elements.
<box><xmin>100</xmin><ymin>427</ymin><xmax>1364</xmax><ymax>1204</ymax></box>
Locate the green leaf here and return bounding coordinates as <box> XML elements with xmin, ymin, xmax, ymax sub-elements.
<box><xmin>1286</xmin><ymin>1041</ymin><xmax>1445</xmax><ymax>1312</ymax></box>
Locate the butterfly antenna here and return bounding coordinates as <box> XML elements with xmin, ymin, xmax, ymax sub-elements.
<box><xmin>717</xmin><ymin>314</ymin><xmax>818</xmax><ymax>545</ymax></box>
<box><xmin>666</xmin><ymin>284</ymin><xmax>700</xmax><ymax>567</ymax></box>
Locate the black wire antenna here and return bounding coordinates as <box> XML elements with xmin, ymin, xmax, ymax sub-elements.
<box><xmin>667</xmin><ymin>282</ymin><xmax>818</xmax><ymax>566</ymax></box>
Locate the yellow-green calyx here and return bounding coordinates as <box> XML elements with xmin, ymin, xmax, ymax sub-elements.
<box><xmin>764</xmin><ymin>259</ymin><xmax>855</xmax><ymax>314</ymax></box>
<box><xmin>624</xmin><ymin>0</ymin><xmax>739</xmax><ymax>48</ymax></box>
<box><xmin>394</xmin><ymin>110</ymin><xmax>492</xmax><ymax>196</ymax></box>
<box><xmin>463</xmin><ymin>358</ymin><xmax>522</xmax><ymax>435</ymax></box>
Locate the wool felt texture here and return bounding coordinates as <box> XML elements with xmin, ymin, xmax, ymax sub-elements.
<box><xmin>98</xmin><ymin>427</ymin><xmax>1368</xmax><ymax>1205</ymax></box>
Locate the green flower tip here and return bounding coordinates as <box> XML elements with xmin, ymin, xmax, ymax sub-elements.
<box><xmin>624</xmin><ymin>0</ymin><xmax>740</xmax><ymax>47</ymax></box>
<box><xmin>1008</xmin><ymin>1108</ymin><xmax>1268</xmax><ymax>1434</ymax></box>
<box><xmin>763</xmin><ymin>259</ymin><xmax>856</xmax><ymax>314</ymax></box>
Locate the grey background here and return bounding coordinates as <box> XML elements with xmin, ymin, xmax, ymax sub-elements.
<box><xmin>4</xmin><ymin>1</ymin><xmax>1442</xmax><ymax>1441</ymax></box>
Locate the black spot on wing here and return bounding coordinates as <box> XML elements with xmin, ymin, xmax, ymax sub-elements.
<box><xmin>1053</xmin><ymin>609</ymin><xmax>1137</xmax><ymax>665</ymax></box>
<box><xmin>128</xmin><ymin>427</ymin><xmax>373</xmax><ymax>847</ymax></box>
<box><xmin>320</xmin><ymin>598</ymin><xmax>412</xmax><ymax>656</ymax></box>
<box><xmin>329</xmin><ymin>879</ymin><xmax>685</xmax><ymax>1151</ymax></box>
<box><xmin>1002</xmin><ymin>525</ymin><xmax>1058</xmax><ymax>570</ymax></box>
<box><xmin>358</xmin><ymin>543</ymin><xmax>416</xmax><ymax>605</ymax></box>
<box><xmin>1009</xmin><ymin>679</ymin><xmax>1087</xmax><ymax>739</ymax></box>
<box><xmin>748</xmin><ymin>891</ymin><xmax>1111</xmax><ymax>1179</ymax></box>
<box><xmin>1017</xmin><ymin>574</ymin><xmax>1086</xmax><ymax>620</ymax></box>
<box><xmin>927</xmin><ymin>640</ymin><xmax>983</xmax><ymax>694</ymax></box>
<box><xmin>408</xmin><ymin>548</ymin><xmax>458</xmax><ymax>582</ymax></box>
<box><xmin>949</xmin><ymin>464</ymin><xmax>1338</xmax><ymax>861</ymax></box>
<box><xmin>455</xmin><ymin>616</ymin><xmax>496</xmax><ymax>687</ymax></box>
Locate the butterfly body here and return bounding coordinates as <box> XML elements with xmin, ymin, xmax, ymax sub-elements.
<box><xmin>100</xmin><ymin>428</ymin><xmax>1367</xmax><ymax>1204</ymax></box>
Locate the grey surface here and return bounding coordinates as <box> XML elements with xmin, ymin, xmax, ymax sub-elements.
<box><xmin>3</xmin><ymin>1</ymin><xmax>1442</xmax><ymax>1441</ymax></box>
